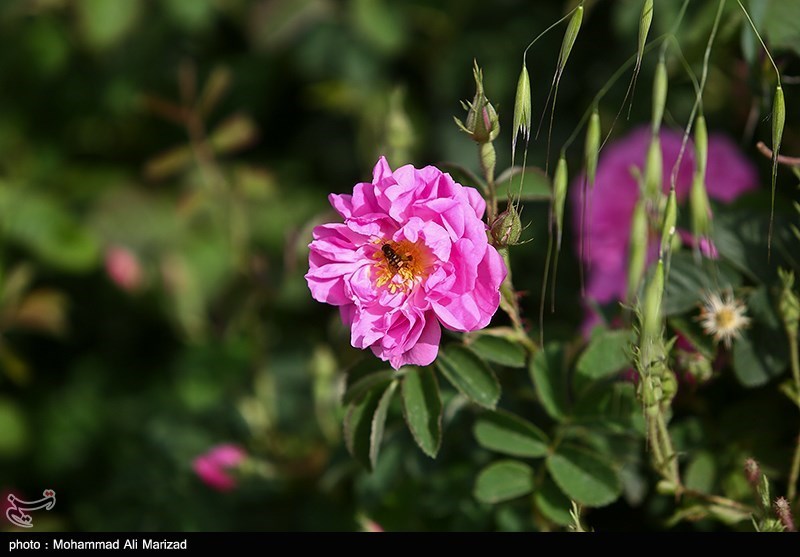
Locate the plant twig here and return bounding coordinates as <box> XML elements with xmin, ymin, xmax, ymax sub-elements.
<box><xmin>789</xmin><ymin>433</ymin><xmax>800</xmax><ymax>503</ymax></box>
<box><xmin>682</xmin><ymin>488</ymin><xmax>755</xmax><ymax>514</ymax></box>
<box><xmin>756</xmin><ymin>141</ymin><xmax>800</xmax><ymax>168</ymax></box>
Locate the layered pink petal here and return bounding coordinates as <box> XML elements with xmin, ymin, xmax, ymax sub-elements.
<box><xmin>307</xmin><ymin>158</ymin><xmax>506</xmax><ymax>369</ymax></box>
<box><xmin>396</xmin><ymin>311</ymin><xmax>442</xmax><ymax>367</ymax></box>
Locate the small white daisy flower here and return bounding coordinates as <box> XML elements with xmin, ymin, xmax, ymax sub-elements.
<box><xmin>696</xmin><ymin>290</ymin><xmax>751</xmax><ymax>349</ymax></box>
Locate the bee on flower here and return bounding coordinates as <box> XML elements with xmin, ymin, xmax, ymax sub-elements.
<box><xmin>306</xmin><ymin>156</ymin><xmax>507</xmax><ymax>369</ymax></box>
<box><xmin>695</xmin><ymin>290</ymin><xmax>751</xmax><ymax>349</ymax></box>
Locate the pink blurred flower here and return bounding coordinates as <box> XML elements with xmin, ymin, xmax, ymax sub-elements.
<box><xmin>306</xmin><ymin>156</ymin><xmax>506</xmax><ymax>369</ymax></box>
<box><xmin>105</xmin><ymin>246</ymin><xmax>143</xmax><ymax>292</ymax></box>
<box><xmin>193</xmin><ymin>444</ymin><xmax>247</xmax><ymax>492</ymax></box>
<box><xmin>357</xmin><ymin>515</ymin><xmax>385</xmax><ymax>532</ymax></box>
<box><xmin>572</xmin><ymin>126</ymin><xmax>757</xmax><ymax>329</ymax></box>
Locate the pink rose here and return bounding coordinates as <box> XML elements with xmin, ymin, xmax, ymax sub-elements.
<box><xmin>104</xmin><ymin>246</ymin><xmax>143</xmax><ymax>292</ymax></box>
<box><xmin>306</xmin><ymin>156</ymin><xmax>507</xmax><ymax>369</ymax></box>
<box><xmin>192</xmin><ymin>444</ymin><xmax>247</xmax><ymax>492</ymax></box>
<box><xmin>572</xmin><ymin>126</ymin><xmax>757</xmax><ymax>331</ymax></box>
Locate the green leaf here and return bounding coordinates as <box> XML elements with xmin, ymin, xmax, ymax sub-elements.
<box><xmin>77</xmin><ymin>0</ymin><xmax>141</xmax><ymax>50</ymax></box>
<box><xmin>546</xmin><ymin>445</ymin><xmax>622</xmax><ymax>507</ymax></box>
<box><xmin>343</xmin><ymin>369</ymin><xmax>396</xmax><ymax>405</ymax></box>
<box><xmin>529</xmin><ymin>343</ymin><xmax>568</xmax><ymax>420</ymax></box>
<box><xmin>473</xmin><ymin>460</ymin><xmax>535</xmax><ymax>504</ymax></box>
<box><xmin>0</xmin><ymin>189</ymin><xmax>99</xmax><ymax>273</ymax></box>
<box><xmin>762</xmin><ymin>0</ymin><xmax>800</xmax><ymax>57</ymax></box>
<box><xmin>352</xmin><ymin>0</ymin><xmax>407</xmax><ymax>54</ymax></box>
<box><xmin>468</xmin><ymin>335</ymin><xmax>527</xmax><ymax>368</ymax></box>
<box><xmin>573</xmin><ymin>381</ymin><xmax>646</xmax><ymax>437</ymax></box>
<box><xmin>369</xmin><ymin>381</ymin><xmax>398</xmax><ymax>470</ymax></box>
<box><xmin>401</xmin><ymin>367</ymin><xmax>442</xmax><ymax>458</ymax></box>
<box><xmin>436</xmin><ymin>345</ymin><xmax>500</xmax><ymax>409</ymax></box>
<box><xmin>713</xmin><ymin>210</ymin><xmax>798</xmax><ymax>283</ymax></box>
<box><xmin>343</xmin><ymin>388</ymin><xmax>383</xmax><ymax>470</ymax></box>
<box><xmin>473</xmin><ymin>410</ymin><xmax>549</xmax><ymax>458</ymax></box>
<box><xmin>684</xmin><ymin>450</ymin><xmax>716</xmax><ymax>493</ymax></box>
<box><xmin>732</xmin><ymin>286</ymin><xmax>789</xmax><ymax>387</ymax></box>
<box><xmin>575</xmin><ymin>329</ymin><xmax>634</xmax><ymax>379</ymax></box>
<box><xmin>0</xmin><ymin>397</ymin><xmax>28</xmax><ymax>457</ymax></box>
<box><xmin>164</xmin><ymin>0</ymin><xmax>214</xmax><ymax>31</ymax></box>
<box><xmin>740</xmin><ymin>0</ymin><xmax>769</xmax><ymax>63</ymax></box>
<box><xmin>495</xmin><ymin>166</ymin><xmax>551</xmax><ymax>201</ymax></box>
<box><xmin>732</xmin><ymin>327</ymin><xmax>787</xmax><ymax>387</ymax></box>
<box><xmin>663</xmin><ymin>251</ymin><xmax>741</xmax><ymax>315</ymax></box>
<box><xmin>534</xmin><ymin>476</ymin><xmax>573</xmax><ymax>527</ymax></box>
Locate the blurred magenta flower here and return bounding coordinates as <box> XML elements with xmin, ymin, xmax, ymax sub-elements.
<box><xmin>104</xmin><ymin>246</ymin><xmax>143</xmax><ymax>292</ymax></box>
<box><xmin>193</xmin><ymin>444</ymin><xmax>247</xmax><ymax>492</ymax></box>
<box><xmin>572</xmin><ymin>126</ymin><xmax>757</xmax><ymax>331</ymax></box>
<box><xmin>306</xmin><ymin>156</ymin><xmax>506</xmax><ymax>369</ymax></box>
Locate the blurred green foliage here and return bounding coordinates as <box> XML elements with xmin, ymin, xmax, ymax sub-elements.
<box><xmin>0</xmin><ymin>0</ymin><xmax>799</xmax><ymax>532</ymax></box>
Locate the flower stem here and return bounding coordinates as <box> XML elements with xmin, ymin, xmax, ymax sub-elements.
<box><xmin>682</xmin><ymin>489</ymin><xmax>755</xmax><ymax>515</ymax></box>
<box><xmin>480</xmin><ymin>142</ymin><xmax>498</xmax><ymax>223</ymax></box>
<box><xmin>788</xmin><ymin>328</ymin><xmax>800</xmax><ymax>501</ymax></box>
<box><xmin>648</xmin><ymin>416</ymin><xmax>666</xmax><ymax>472</ymax></box>
<box><xmin>498</xmin><ymin>248</ymin><xmax>537</xmax><ymax>354</ymax></box>
<box><xmin>656</xmin><ymin>412</ymin><xmax>681</xmax><ymax>486</ymax></box>
<box><xmin>789</xmin><ymin>433</ymin><xmax>800</xmax><ymax>503</ymax></box>
<box><xmin>789</xmin><ymin>329</ymin><xmax>800</xmax><ymax>403</ymax></box>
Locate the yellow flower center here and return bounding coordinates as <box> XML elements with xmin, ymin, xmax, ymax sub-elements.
<box><xmin>715</xmin><ymin>308</ymin><xmax>736</xmax><ymax>330</ymax></box>
<box><xmin>372</xmin><ymin>239</ymin><xmax>429</xmax><ymax>294</ymax></box>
